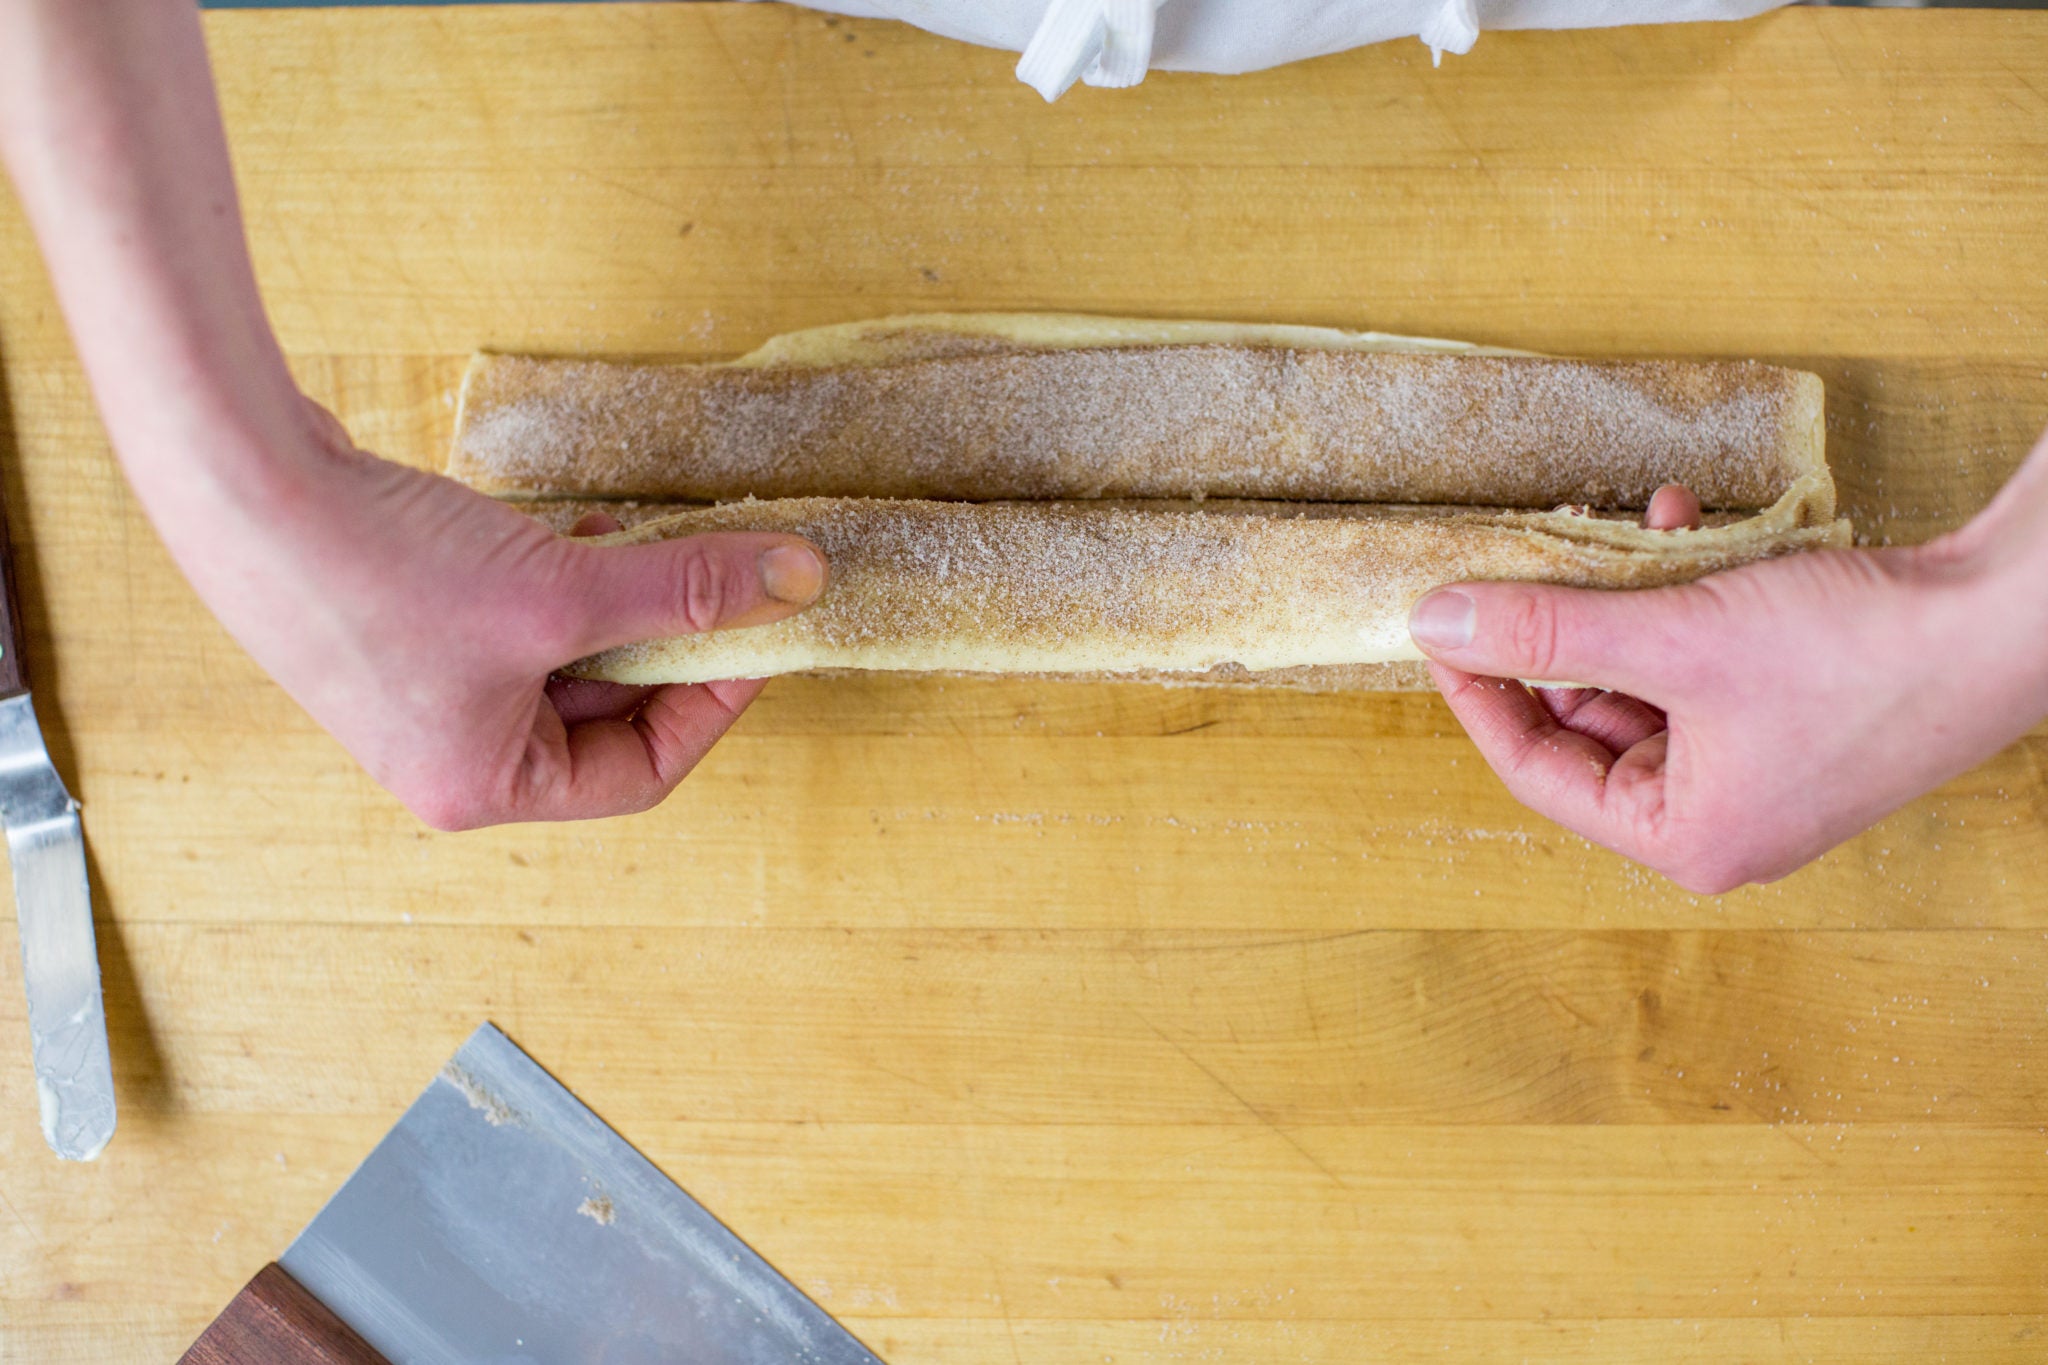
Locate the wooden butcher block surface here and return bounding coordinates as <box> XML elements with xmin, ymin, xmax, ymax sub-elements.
<box><xmin>1</xmin><ymin>5</ymin><xmax>2045</xmax><ymax>1361</ymax></box>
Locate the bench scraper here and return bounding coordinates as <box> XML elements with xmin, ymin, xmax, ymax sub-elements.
<box><xmin>183</xmin><ymin>1022</ymin><xmax>885</xmax><ymax>1365</ymax></box>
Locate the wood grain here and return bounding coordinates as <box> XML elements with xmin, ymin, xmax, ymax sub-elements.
<box><xmin>2</xmin><ymin>5</ymin><xmax>2046</xmax><ymax>1362</ymax></box>
<box><xmin>179</xmin><ymin>1263</ymin><xmax>385</xmax><ymax>1365</ymax></box>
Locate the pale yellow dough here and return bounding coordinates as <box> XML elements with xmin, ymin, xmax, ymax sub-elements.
<box><xmin>446</xmin><ymin>313</ymin><xmax>1847</xmax><ymax>688</ymax></box>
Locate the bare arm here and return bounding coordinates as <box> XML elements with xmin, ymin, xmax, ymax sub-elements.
<box><xmin>0</xmin><ymin>0</ymin><xmax>305</xmax><ymax>525</ymax></box>
<box><xmin>0</xmin><ymin>0</ymin><xmax>826</xmax><ymax>827</ymax></box>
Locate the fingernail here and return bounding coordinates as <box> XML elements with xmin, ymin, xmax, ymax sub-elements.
<box><xmin>759</xmin><ymin>543</ymin><xmax>825</xmax><ymax>605</ymax></box>
<box><xmin>1409</xmin><ymin>589</ymin><xmax>1475</xmax><ymax>649</ymax></box>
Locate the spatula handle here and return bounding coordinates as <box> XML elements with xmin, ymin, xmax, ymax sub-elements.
<box><xmin>181</xmin><ymin>1262</ymin><xmax>388</xmax><ymax>1365</ymax></box>
<box><xmin>0</xmin><ymin>467</ymin><xmax>30</xmax><ymax>698</ymax></box>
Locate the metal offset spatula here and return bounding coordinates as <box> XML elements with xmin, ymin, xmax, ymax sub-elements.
<box><xmin>0</xmin><ymin>471</ymin><xmax>115</xmax><ymax>1162</ymax></box>
<box><xmin>184</xmin><ymin>1023</ymin><xmax>886</xmax><ymax>1365</ymax></box>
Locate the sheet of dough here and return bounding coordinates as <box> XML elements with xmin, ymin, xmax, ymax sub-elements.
<box><xmin>451</xmin><ymin>313</ymin><xmax>1830</xmax><ymax>514</ymax></box>
<box><xmin>449</xmin><ymin>313</ymin><xmax>1845</xmax><ymax>688</ymax></box>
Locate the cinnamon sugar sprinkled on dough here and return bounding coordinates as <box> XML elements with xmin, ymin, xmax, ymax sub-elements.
<box><xmin>456</xmin><ymin>347</ymin><xmax>1815</xmax><ymax>510</ymax></box>
<box><xmin>574</xmin><ymin>498</ymin><xmax>1845</xmax><ymax>685</ymax></box>
<box><xmin>456</xmin><ymin>317</ymin><xmax>1840</xmax><ymax>687</ymax></box>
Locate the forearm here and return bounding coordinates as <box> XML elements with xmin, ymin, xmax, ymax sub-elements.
<box><xmin>1952</xmin><ymin>425</ymin><xmax>2048</xmax><ymax>579</ymax></box>
<box><xmin>1918</xmin><ymin>426</ymin><xmax>2048</xmax><ymax>712</ymax></box>
<box><xmin>0</xmin><ymin>0</ymin><xmax>314</xmax><ymax>526</ymax></box>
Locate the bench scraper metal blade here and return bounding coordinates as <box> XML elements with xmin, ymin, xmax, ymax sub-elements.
<box><xmin>196</xmin><ymin>1023</ymin><xmax>885</xmax><ymax>1364</ymax></box>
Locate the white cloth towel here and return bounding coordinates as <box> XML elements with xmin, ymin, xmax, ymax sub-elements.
<box><xmin>755</xmin><ymin>0</ymin><xmax>1793</xmax><ymax>100</ymax></box>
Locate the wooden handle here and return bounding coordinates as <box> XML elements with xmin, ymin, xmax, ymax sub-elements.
<box><xmin>0</xmin><ymin>471</ymin><xmax>28</xmax><ymax>698</ymax></box>
<box><xmin>181</xmin><ymin>1262</ymin><xmax>388</xmax><ymax>1365</ymax></box>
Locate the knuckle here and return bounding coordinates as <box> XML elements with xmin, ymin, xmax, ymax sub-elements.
<box><xmin>672</xmin><ymin>547</ymin><xmax>734</xmax><ymax>634</ymax></box>
<box><xmin>1500</xmin><ymin>592</ymin><xmax>1565</xmax><ymax>678</ymax></box>
<box><xmin>408</xmin><ymin>785</ymin><xmax>493</xmax><ymax>833</ymax></box>
<box><xmin>1667</xmin><ymin>863</ymin><xmax>1740</xmax><ymax>897</ymax></box>
<box><xmin>617</xmin><ymin>783</ymin><xmax>670</xmax><ymax>819</ymax></box>
<box><xmin>1691</xmin><ymin>869</ymin><xmax>1750</xmax><ymax>897</ymax></box>
<box><xmin>1658</xmin><ymin>833</ymin><xmax>1754</xmax><ymax>896</ymax></box>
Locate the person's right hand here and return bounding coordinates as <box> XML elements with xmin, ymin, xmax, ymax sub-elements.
<box><xmin>1408</xmin><ymin>427</ymin><xmax>2048</xmax><ymax>893</ymax></box>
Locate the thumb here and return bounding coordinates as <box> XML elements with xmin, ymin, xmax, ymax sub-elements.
<box><xmin>563</xmin><ymin>532</ymin><xmax>827</xmax><ymax>660</ymax></box>
<box><xmin>1407</xmin><ymin>580</ymin><xmax>1689</xmax><ymax>700</ymax></box>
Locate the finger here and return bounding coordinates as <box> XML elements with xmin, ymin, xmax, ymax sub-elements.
<box><xmin>568</xmin><ymin>510</ymin><xmax>625</xmax><ymax>537</ymax></box>
<box><xmin>1645</xmin><ymin>484</ymin><xmax>1703</xmax><ymax>532</ymax></box>
<box><xmin>526</xmin><ymin>678</ymin><xmax>769</xmax><ymax>821</ymax></box>
<box><xmin>1535</xmin><ymin>685</ymin><xmax>1668</xmax><ymax>753</ymax></box>
<box><xmin>566</xmin><ymin>532</ymin><xmax>827</xmax><ymax>660</ymax></box>
<box><xmin>546</xmin><ymin>675</ymin><xmax>658</xmax><ymax>725</ymax></box>
<box><xmin>299</xmin><ymin>397</ymin><xmax>358</xmax><ymax>453</ymax></box>
<box><xmin>1428</xmin><ymin>662</ymin><xmax>1669</xmax><ymax>855</ymax></box>
<box><xmin>1431</xmin><ymin>663</ymin><xmax>1620</xmax><ymax>826</ymax></box>
<box><xmin>1535</xmin><ymin>685</ymin><xmax>1599</xmax><ymax>725</ymax></box>
<box><xmin>1408</xmin><ymin>580</ymin><xmax>1689</xmax><ymax>703</ymax></box>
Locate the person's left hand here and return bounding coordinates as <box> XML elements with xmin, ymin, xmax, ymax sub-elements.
<box><xmin>160</xmin><ymin>397</ymin><xmax>827</xmax><ymax>830</ymax></box>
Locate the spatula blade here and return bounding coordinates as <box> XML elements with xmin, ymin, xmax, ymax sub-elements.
<box><xmin>0</xmin><ymin>693</ymin><xmax>114</xmax><ymax>1162</ymax></box>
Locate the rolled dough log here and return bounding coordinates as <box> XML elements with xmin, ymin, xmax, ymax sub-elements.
<box><xmin>517</xmin><ymin>498</ymin><xmax>1431</xmax><ymax>690</ymax></box>
<box><xmin>451</xmin><ymin>313</ymin><xmax>1830</xmax><ymax>513</ymax></box>
<box><xmin>570</xmin><ymin>496</ymin><xmax>1847</xmax><ymax>685</ymax></box>
<box><xmin>447</xmin><ymin>314</ymin><xmax>1847</xmax><ymax>688</ymax></box>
